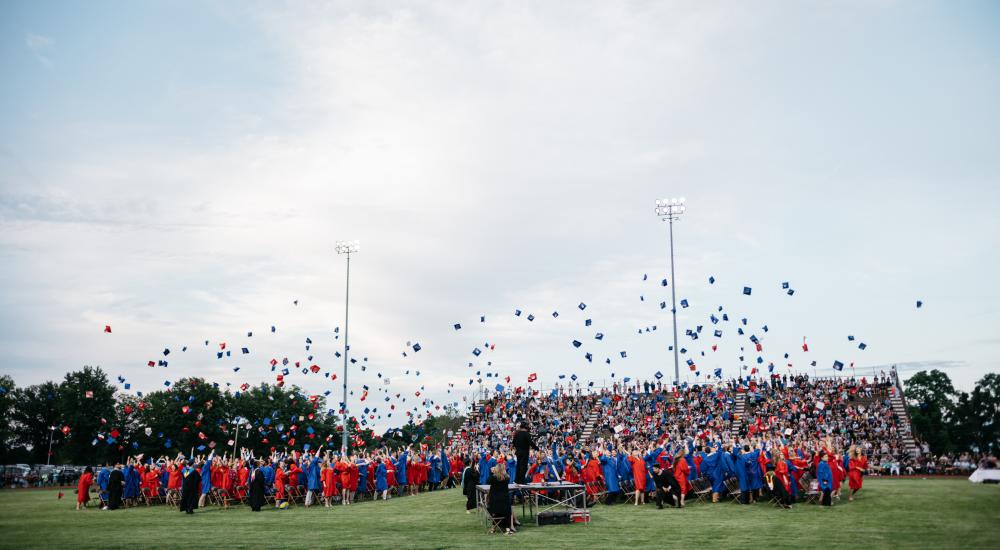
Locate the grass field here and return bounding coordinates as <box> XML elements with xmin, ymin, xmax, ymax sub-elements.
<box><xmin>1</xmin><ymin>479</ymin><xmax>997</xmax><ymax>549</ymax></box>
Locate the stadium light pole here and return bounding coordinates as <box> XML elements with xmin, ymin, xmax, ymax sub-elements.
<box><xmin>336</xmin><ymin>239</ymin><xmax>360</xmax><ymax>454</ymax></box>
<box><xmin>47</xmin><ymin>426</ymin><xmax>55</xmax><ymax>465</ymax></box>
<box><xmin>655</xmin><ymin>198</ymin><xmax>687</xmax><ymax>386</ymax></box>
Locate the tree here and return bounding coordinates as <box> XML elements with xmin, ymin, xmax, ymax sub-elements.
<box><xmin>0</xmin><ymin>375</ymin><xmax>16</xmax><ymax>462</ymax></box>
<box><xmin>11</xmin><ymin>381</ymin><xmax>62</xmax><ymax>464</ymax></box>
<box><xmin>905</xmin><ymin>370</ymin><xmax>957</xmax><ymax>454</ymax></box>
<box><xmin>57</xmin><ymin>366</ymin><xmax>118</xmax><ymax>464</ymax></box>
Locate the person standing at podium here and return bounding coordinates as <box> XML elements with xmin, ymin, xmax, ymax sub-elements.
<box><xmin>513</xmin><ymin>422</ymin><xmax>537</xmax><ymax>484</ymax></box>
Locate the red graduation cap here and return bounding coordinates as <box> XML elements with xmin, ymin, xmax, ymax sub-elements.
<box><xmin>270</xmin><ymin>358</ymin><xmax>278</xmax><ymax>366</ymax></box>
<box><xmin>85</xmin><ymin>390</ymin><xmax>94</xmax><ymax>398</ymax></box>
<box><xmin>104</xmin><ymin>325</ymin><xmax>112</xmax><ymax>333</ymax></box>
<box><xmin>147</xmin><ymin>361</ymin><xmax>155</xmax><ymax>367</ymax></box>
<box><xmin>527</xmin><ymin>373</ymin><xmax>537</xmax><ymax>383</ymax></box>
<box><xmin>802</xmin><ymin>337</ymin><xmax>809</xmax><ymax>352</ymax></box>
<box><xmin>219</xmin><ymin>342</ymin><xmax>226</xmax><ymax>350</ymax></box>
<box><xmin>711</xmin><ymin>345</ymin><xmax>717</xmax><ymax>352</ymax></box>
<box><xmin>309</xmin><ymin>364</ymin><xmax>320</xmax><ymax>373</ymax></box>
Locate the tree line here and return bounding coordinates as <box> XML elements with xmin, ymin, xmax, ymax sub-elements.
<box><xmin>904</xmin><ymin>370</ymin><xmax>999</xmax><ymax>455</ymax></box>
<box><xmin>0</xmin><ymin>366</ymin><xmax>464</xmax><ymax>465</ymax></box>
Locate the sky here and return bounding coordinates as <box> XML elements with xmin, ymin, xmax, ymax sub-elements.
<box><xmin>1</xmin><ymin>0</ymin><xmax>998</xmax><ymax>430</ymax></box>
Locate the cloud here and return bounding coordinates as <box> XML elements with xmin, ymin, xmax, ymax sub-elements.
<box><xmin>25</xmin><ymin>32</ymin><xmax>53</xmax><ymax>66</ymax></box>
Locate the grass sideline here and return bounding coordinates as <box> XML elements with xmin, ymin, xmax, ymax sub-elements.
<box><xmin>0</xmin><ymin>479</ymin><xmax>997</xmax><ymax>549</ymax></box>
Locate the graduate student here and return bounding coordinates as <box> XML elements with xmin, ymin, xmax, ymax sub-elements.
<box><xmin>179</xmin><ymin>461</ymin><xmax>201</xmax><ymax>514</ymax></box>
<box><xmin>817</xmin><ymin>450</ymin><xmax>834</xmax><ymax>506</ymax></box>
<box><xmin>461</xmin><ymin>458</ymin><xmax>478</xmax><ymax>513</ymax></box>
<box><xmin>673</xmin><ymin>447</ymin><xmax>690</xmax><ymax>508</ymax></box>
<box><xmin>375</xmin><ymin>455</ymin><xmax>389</xmax><ymax>500</ymax></box>
<box><xmin>848</xmin><ymin>447</ymin><xmax>868</xmax><ymax>501</ymax></box>
<box><xmin>76</xmin><ymin>466</ymin><xmax>94</xmax><ymax>510</ymax></box>
<box><xmin>321</xmin><ymin>459</ymin><xmax>337</xmax><ymax>507</ymax></box>
<box><xmin>305</xmin><ymin>451</ymin><xmax>322</xmax><ymax>507</ymax></box>
<box><xmin>198</xmin><ymin>456</ymin><xmax>213</xmax><ymax>508</ymax></box>
<box><xmin>104</xmin><ymin>463</ymin><xmax>124</xmax><ymax>511</ymax></box>
<box><xmin>247</xmin><ymin>461</ymin><xmax>266</xmax><ymax>512</ymax></box>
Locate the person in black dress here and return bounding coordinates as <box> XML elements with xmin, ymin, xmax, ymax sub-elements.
<box><xmin>247</xmin><ymin>461</ymin><xmax>266</xmax><ymax>512</ymax></box>
<box><xmin>487</xmin><ymin>463</ymin><xmax>513</xmax><ymax>534</ymax></box>
<box><xmin>461</xmin><ymin>459</ymin><xmax>478</xmax><ymax>513</ymax></box>
<box><xmin>513</xmin><ymin>423</ymin><xmax>537</xmax><ymax>484</ymax></box>
<box><xmin>104</xmin><ymin>463</ymin><xmax>124</xmax><ymax>510</ymax></box>
<box><xmin>180</xmin><ymin>461</ymin><xmax>201</xmax><ymax>514</ymax></box>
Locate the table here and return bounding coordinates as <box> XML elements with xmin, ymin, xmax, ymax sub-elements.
<box><xmin>475</xmin><ymin>482</ymin><xmax>588</xmax><ymax>530</ymax></box>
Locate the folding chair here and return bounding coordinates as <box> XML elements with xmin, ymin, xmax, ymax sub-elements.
<box><xmin>620</xmin><ymin>479</ymin><xmax>636</xmax><ymax>504</ymax></box>
<box><xmin>164</xmin><ymin>489</ymin><xmax>180</xmax><ymax>508</ymax></box>
<box><xmin>692</xmin><ymin>478</ymin><xmax>713</xmax><ymax>504</ymax></box>
<box><xmin>142</xmin><ymin>487</ymin><xmax>164</xmax><ymax>506</ymax></box>
<box><xmin>725</xmin><ymin>478</ymin><xmax>742</xmax><ymax>504</ymax></box>
<box><xmin>213</xmin><ymin>487</ymin><xmax>234</xmax><ymax>509</ymax></box>
<box><xmin>232</xmin><ymin>486</ymin><xmax>247</xmax><ymax>505</ymax></box>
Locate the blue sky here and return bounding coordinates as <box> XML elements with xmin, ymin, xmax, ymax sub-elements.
<box><xmin>1</xmin><ymin>1</ymin><xmax>998</xmax><ymax>428</ymax></box>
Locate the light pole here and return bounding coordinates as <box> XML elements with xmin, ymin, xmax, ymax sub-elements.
<box><xmin>47</xmin><ymin>426</ymin><xmax>55</xmax><ymax>466</ymax></box>
<box><xmin>654</xmin><ymin>197</ymin><xmax>687</xmax><ymax>386</ymax></box>
<box><xmin>335</xmin><ymin>239</ymin><xmax>359</xmax><ymax>454</ymax></box>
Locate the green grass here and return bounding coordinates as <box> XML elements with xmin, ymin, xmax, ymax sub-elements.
<box><xmin>1</xmin><ymin>479</ymin><xmax>998</xmax><ymax>549</ymax></box>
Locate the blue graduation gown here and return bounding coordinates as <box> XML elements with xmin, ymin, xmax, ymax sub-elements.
<box><xmin>307</xmin><ymin>457</ymin><xmax>322</xmax><ymax>491</ymax></box>
<box><xmin>375</xmin><ymin>462</ymin><xmax>387</xmax><ymax>491</ymax></box>
<box><xmin>599</xmin><ymin>456</ymin><xmax>619</xmax><ymax>492</ymax></box>
<box><xmin>396</xmin><ymin>452</ymin><xmax>409</xmax><ymax>485</ymax></box>
<box><xmin>200</xmin><ymin>462</ymin><xmax>212</xmax><ymax>494</ymax></box>
<box><xmin>98</xmin><ymin>468</ymin><xmax>110</xmax><ymax>492</ymax></box>
<box><xmin>428</xmin><ymin>455</ymin><xmax>442</xmax><ymax>484</ymax></box>
<box><xmin>357</xmin><ymin>460</ymin><xmax>369</xmax><ymax>491</ymax></box>
<box><xmin>817</xmin><ymin>461</ymin><xmax>833</xmax><ymax>490</ymax></box>
<box><xmin>478</xmin><ymin>455</ymin><xmax>495</xmax><ymax>485</ymax></box>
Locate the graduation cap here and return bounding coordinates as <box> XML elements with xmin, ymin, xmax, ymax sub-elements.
<box><xmin>241</xmin><ymin>347</ymin><xmax>249</xmax><ymax>354</ymax></box>
<box><xmin>713</xmin><ymin>330</ymin><xmax>722</xmax><ymax>337</ymax></box>
<box><xmin>743</xmin><ymin>286</ymin><xmax>752</xmax><ymax>295</ymax></box>
<box><xmin>858</xmin><ymin>342</ymin><xmax>867</xmax><ymax>350</ymax></box>
<box><xmin>570</xmin><ymin>374</ymin><xmax>578</xmax><ymax>381</ymax></box>
<box><xmin>595</xmin><ymin>332</ymin><xmax>604</xmax><ymax>340</ymax></box>
<box><xmin>833</xmin><ymin>360</ymin><xmax>844</xmax><ymax>371</ymax></box>
<box><xmin>527</xmin><ymin>314</ymin><xmax>535</xmax><ymax>321</ymax></box>
<box><xmin>714</xmin><ymin>368</ymin><xmax>722</xmax><ymax>378</ymax></box>
<box><xmin>104</xmin><ymin>325</ymin><xmax>112</xmax><ymax>333</ymax></box>
<box><xmin>619</xmin><ymin>351</ymin><xmax>627</xmax><ymax>358</ymax></box>
<box><xmin>787</xmin><ymin>289</ymin><xmax>795</xmax><ymax>296</ymax></box>
<box><xmin>480</xmin><ymin>315</ymin><xmax>486</xmax><ymax>322</ymax></box>
<box><xmin>680</xmin><ymin>299</ymin><xmax>689</xmax><ymax>308</ymax></box>
<box><xmin>654</xmin><ymin>371</ymin><xmax>663</xmax><ymax>380</ymax></box>
<box><xmin>472</xmin><ymin>348</ymin><xmax>482</xmax><ymax>356</ymax></box>
<box><xmin>163</xmin><ymin>348</ymin><xmax>170</xmax><ymax>356</ymax></box>
<box><xmin>515</xmin><ymin>309</ymin><xmax>522</xmax><ymax>316</ymax></box>
<box><xmin>572</xmin><ymin>340</ymin><xmax>582</xmax><ymax>348</ymax></box>
<box><xmin>454</xmin><ymin>323</ymin><xmax>461</xmax><ymax>330</ymax></box>
<box><xmin>709</xmin><ymin>276</ymin><xmax>715</xmax><ymax>284</ymax></box>
<box><xmin>578</xmin><ymin>302</ymin><xmax>587</xmax><ymax>310</ymax></box>
<box><xmin>552</xmin><ymin>311</ymin><xmax>559</xmax><ymax>318</ymax></box>
<box><xmin>782</xmin><ymin>282</ymin><xmax>789</xmax><ymax>289</ymax></box>
<box><xmin>412</xmin><ymin>343</ymin><xmax>422</xmax><ymax>352</ymax></box>
<box><xmin>585</xmin><ymin>319</ymin><xmax>592</xmax><ymax>326</ymax></box>
<box><xmin>660</xmin><ymin>301</ymin><xmax>667</xmax><ymax>310</ymax></box>
<box><xmin>916</xmin><ymin>300</ymin><xmax>923</xmax><ymax>308</ymax></box>
<box><xmin>585</xmin><ymin>352</ymin><xmax>593</xmax><ymax>362</ymax></box>
<box><xmin>495</xmin><ymin>384</ymin><xmax>504</xmax><ymax>392</ymax></box>
<box><xmin>848</xmin><ymin>335</ymin><xmax>855</xmax><ymax>341</ymax></box>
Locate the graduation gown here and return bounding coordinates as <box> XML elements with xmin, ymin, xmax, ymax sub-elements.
<box><xmin>486</xmin><ymin>474</ymin><xmax>511</xmax><ymax>518</ymax></box>
<box><xmin>247</xmin><ymin>469</ymin><xmax>265</xmax><ymax>512</ymax></box>
<box><xmin>180</xmin><ymin>468</ymin><xmax>201</xmax><ymax>513</ymax></box>
<box><xmin>106</xmin><ymin>469</ymin><xmax>124</xmax><ymax>510</ymax></box>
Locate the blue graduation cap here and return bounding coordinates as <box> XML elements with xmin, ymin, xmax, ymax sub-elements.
<box><xmin>738</xmin><ymin>328</ymin><xmax>745</xmax><ymax>336</ymax></box>
<box><xmin>578</xmin><ymin>302</ymin><xmax>587</xmax><ymax>310</ymax></box>
<box><xmin>247</xmin><ymin>331</ymin><xmax>253</xmax><ymax>337</ymax></box>
<box><xmin>756</xmin><ymin>356</ymin><xmax>764</xmax><ymax>364</ymax></box>
<box><xmin>585</xmin><ymin>319</ymin><xmax>592</xmax><ymax>326</ymax></box>
<box><xmin>722</xmin><ymin>313</ymin><xmax>729</xmax><ymax>321</ymax></box>
<box><xmin>271</xmin><ymin>325</ymin><xmax>276</xmax><ymax>333</ymax></box>
<box><xmin>164</xmin><ymin>380</ymin><xmax>171</xmax><ymax>387</ymax></box>
<box><xmin>241</xmin><ymin>347</ymin><xmax>249</xmax><ymax>354</ymax></box>
<box><xmin>472</xmin><ymin>348</ymin><xmax>482</xmax><ymax>356</ymax></box>
<box><xmin>743</xmin><ymin>286</ymin><xmax>752</xmax><ymax>295</ymax></box>
<box><xmin>680</xmin><ymin>299</ymin><xmax>689</xmax><ymax>308</ymax></box>
<box><xmin>163</xmin><ymin>348</ymin><xmax>170</xmax><ymax>356</ymax></box>
<box><xmin>454</xmin><ymin>323</ymin><xmax>461</xmax><ymax>330</ymax></box>
<box><xmin>768</xmin><ymin>363</ymin><xmax>775</xmax><ymax>373</ymax></box>
<box><xmin>620</xmin><ymin>351</ymin><xmax>627</xmax><ymax>358</ymax></box>
<box><xmin>782</xmin><ymin>282</ymin><xmax>789</xmax><ymax>289</ymax></box>
<box><xmin>654</xmin><ymin>371</ymin><xmax>664</xmax><ymax>379</ymax></box>
<box><xmin>858</xmin><ymin>342</ymin><xmax>867</xmax><ymax>350</ymax></box>
<box><xmin>495</xmin><ymin>384</ymin><xmax>505</xmax><ymax>392</ymax></box>
<box><xmin>306</xmin><ymin>337</ymin><xmax>312</xmax><ymax>344</ymax></box>
<box><xmin>687</xmin><ymin>359</ymin><xmax>695</xmax><ymax>366</ymax></box>
<box><xmin>787</xmin><ymin>289</ymin><xmax>795</xmax><ymax>296</ymax></box>
<box><xmin>552</xmin><ymin>311</ymin><xmax>559</xmax><ymax>318</ymax></box>
<box><xmin>527</xmin><ymin>314</ymin><xmax>535</xmax><ymax>321</ymax></box>
<box><xmin>515</xmin><ymin>309</ymin><xmax>522</xmax><ymax>316</ymax></box>
<box><xmin>572</xmin><ymin>340</ymin><xmax>582</xmax><ymax>348</ymax></box>
<box><xmin>710</xmin><ymin>314</ymin><xmax>719</xmax><ymax>324</ymax></box>
<box><xmin>660</xmin><ymin>301</ymin><xmax>667</xmax><ymax>310</ymax></box>
<box><xmin>595</xmin><ymin>332</ymin><xmax>604</xmax><ymax>340</ymax></box>
<box><xmin>570</xmin><ymin>374</ymin><xmax>578</xmax><ymax>381</ymax></box>
<box><xmin>714</xmin><ymin>368</ymin><xmax>722</xmax><ymax>378</ymax></box>
<box><xmin>848</xmin><ymin>335</ymin><xmax>855</xmax><ymax>341</ymax></box>
<box><xmin>709</xmin><ymin>276</ymin><xmax>715</xmax><ymax>284</ymax></box>
<box><xmin>750</xmin><ymin>334</ymin><xmax>759</xmax><ymax>344</ymax></box>
<box><xmin>714</xmin><ymin>330</ymin><xmax>722</xmax><ymax>337</ymax></box>
<box><xmin>659</xmin><ymin>278</ymin><xmax>667</xmax><ymax>287</ymax></box>
<box><xmin>412</xmin><ymin>343</ymin><xmax>422</xmax><ymax>352</ymax></box>
<box><xmin>124</xmin><ymin>383</ymin><xmax>131</xmax><ymax>390</ymax></box>
<box><xmin>585</xmin><ymin>352</ymin><xmax>593</xmax><ymax>362</ymax></box>
<box><xmin>832</xmin><ymin>360</ymin><xmax>844</xmax><ymax>371</ymax></box>
<box><xmin>762</xmin><ymin>325</ymin><xmax>768</xmax><ymax>332</ymax></box>
<box><xmin>916</xmin><ymin>300</ymin><xmax>923</xmax><ymax>308</ymax></box>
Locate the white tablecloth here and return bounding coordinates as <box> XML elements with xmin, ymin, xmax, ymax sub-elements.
<box><xmin>968</xmin><ymin>468</ymin><xmax>1000</xmax><ymax>483</ymax></box>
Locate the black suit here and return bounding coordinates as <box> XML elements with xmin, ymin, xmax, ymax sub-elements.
<box><xmin>513</xmin><ymin>429</ymin><xmax>535</xmax><ymax>484</ymax></box>
<box><xmin>653</xmin><ymin>468</ymin><xmax>681</xmax><ymax>508</ymax></box>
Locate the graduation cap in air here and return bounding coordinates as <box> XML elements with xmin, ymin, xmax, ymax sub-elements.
<box><xmin>578</xmin><ymin>302</ymin><xmax>587</xmax><ymax>310</ymax></box>
<box><xmin>714</xmin><ymin>368</ymin><xmax>722</xmax><ymax>378</ymax></box>
<box><xmin>714</xmin><ymin>330</ymin><xmax>722</xmax><ymax>337</ymax></box>
<box><xmin>570</xmin><ymin>374</ymin><xmax>578</xmax><ymax>381</ymax></box>
<box><xmin>743</xmin><ymin>287</ymin><xmax>752</xmax><ymax>295</ymax></box>
<box><xmin>572</xmin><ymin>340</ymin><xmax>582</xmax><ymax>348</ymax></box>
<box><xmin>515</xmin><ymin>309</ymin><xmax>522</xmax><ymax>316</ymax></box>
<box><xmin>412</xmin><ymin>343</ymin><xmax>422</xmax><ymax>352</ymax></box>
<box><xmin>848</xmin><ymin>335</ymin><xmax>855</xmax><ymax>341</ymax></box>
<box><xmin>833</xmin><ymin>360</ymin><xmax>844</xmax><ymax>371</ymax></box>
<box><xmin>163</xmin><ymin>348</ymin><xmax>170</xmax><ymax>356</ymax></box>
<box><xmin>104</xmin><ymin>325</ymin><xmax>112</xmax><ymax>333</ymax></box>
<box><xmin>782</xmin><ymin>282</ymin><xmax>789</xmax><ymax>289</ymax></box>
<box><xmin>654</xmin><ymin>371</ymin><xmax>664</xmax><ymax>380</ymax></box>
<box><xmin>454</xmin><ymin>323</ymin><xmax>461</xmax><ymax>330</ymax></box>
<box><xmin>916</xmin><ymin>300</ymin><xmax>923</xmax><ymax>308</ymax></box>
<box><xmin>709</xmin><ymin>276</ymin><xmax>715</xmax><ymax>284</ymax></box>
<box><xmin>480</xmin><ymin>315</ymin><xmax>486</xmax><ymax>322</ymax></box>
<box><xmin>661</xmin><ymin>279</ymin><xmax>668</xmax><ymax>286</ymax></box>
<box><xmin>552</xmin><ymin>311</ymin><xmax>559</xmax><ymax>318</ymax></box>
<box><xmin>241</xmin><ymin>347</ymin><xmax>249</xmax><ymax>354</ymax></box>
<box><xmin>858</xmin><ymin>342</ymin><xmax>867</xmax><ymax>350</ymax></box>
<box><xmin>271</xmin><ymin>326</ymin><xmax>276</xmax><ymax>333</ymax></box>
<box><xmin>585</xmin><ymin>353</ymin><xmax>593</xmax><ymax>362</ymax></box>
<box><xmin>247</xmin><ymin>331</ymin><xmax>253</xmax><ymax>337</ymax></box>
<box><xmin>660</xmin><ymin>301</ymin><xmax>667</xmax><ymax>310</ymax></box>
<box><xmin>595</xmin><ymin>333</ymin><xmax>604</xmax><ymax>340</ymax></box>
<box><xmin>680</xmin><ymin>299</ymin><xmax>689</xmax><ymax>308</ymax></box>
<box><xmin>472</xmin><ymin>348</ymin><xmax>482</xmax><ymax>356</ymax></box>
<box><xmin>787</xmin><ymin>289</ymin><xmax>795</xmax><ymax>296</ymax></box>
<box><xmin>527</xmin><ymin>314</ymin><xmax>535</xmax><ymax>321</ymax></box>
<box><xmin>620</xmin><ymin>351</ymin><xmax>627</xmax><ymax>358</ymax></box>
